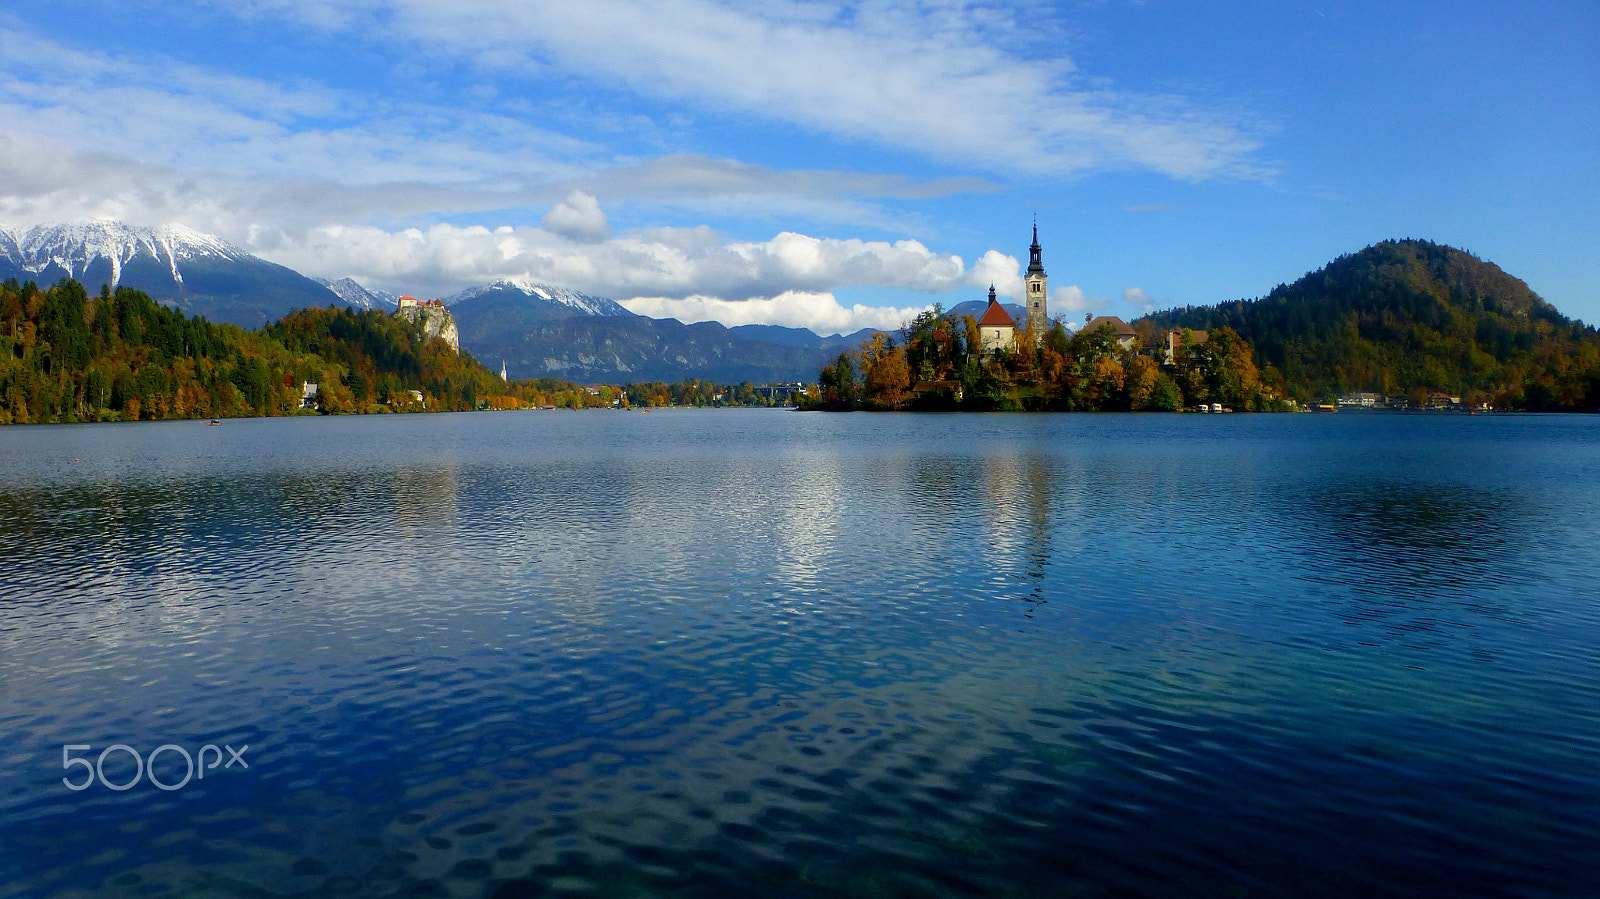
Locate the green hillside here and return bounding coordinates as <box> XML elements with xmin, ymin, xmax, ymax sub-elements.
<box><xmin>0</xmin><ymin>278</ymin><xmax>593</xmax><ymax>423</ymax></box>
<box><xmin>1145</xmin><ymin>240</ymin><xmax>1600</xmax><ymax>410</ymax></box>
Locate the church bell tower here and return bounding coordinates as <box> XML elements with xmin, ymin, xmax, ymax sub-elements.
<box><xmin>1025</xmin><ymin>220</ymin><xmax>1047</xmax><ymax>342</ymax></box>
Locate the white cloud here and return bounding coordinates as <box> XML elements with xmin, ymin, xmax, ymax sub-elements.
<box><xmin>198</xmin><ymin>0</ymin><xmax>1266</xmax><ymax>180</ymax></box>
<box><xmin>0</xmin><ymin>127</ymin><xmax>997</xmax><ymax>254</ymax></box>
<box><xmin>260</xmin><ymin>223</ymin><xmax>972</xmax><ymax>301</ymax></box>
<box><xmin>541</xmin><ymin>190</ymin><xmax>611</xmax><ymax>243</ymax></box>
<box><xmin>966</xmin><ymin>249</ymin><xmax>1024</xmax><ymax>298</ymax></box>
<box><xmin>0</xmin><ymin>23</ymin><xmax>594</xmax><ymax>187</ymax></box>
<box><xmin>1052</xmin><ymin>285</ymin><xmax>1097</xmax><ymax>320</ymax></box>
<box><xmin>620</xmin><ymin>291</ymin><xmax>927</xmax><ymax>336</ymax></box>
<box><xmin>1123</xmin><ymin>287</ymin><xmax>1155</xmax><ymax>313</ymax></box>
<box><xmin>0</xmin><ymin>21</ymin><xmax>999</xmax><ymax>235</ymax></box>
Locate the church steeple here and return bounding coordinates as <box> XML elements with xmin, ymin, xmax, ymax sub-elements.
<box><xmin>1025</xmin><ymin>219</ymin><xmax>1048</xmax><ymax>341</ymax></box>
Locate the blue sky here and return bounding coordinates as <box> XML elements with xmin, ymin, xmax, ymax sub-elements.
<box><xmin>0</xmin><ymin>0</ymin><xmax>1594</xmax><ymax>334</ymax></box>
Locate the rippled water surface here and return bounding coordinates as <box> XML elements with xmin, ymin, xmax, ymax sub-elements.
<box><xmin>2</xmin><ymin>410</ymin><xmax>1598</xmax><ymax>898</ymax></box>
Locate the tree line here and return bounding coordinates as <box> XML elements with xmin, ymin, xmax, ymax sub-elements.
<box><xmin>1147</xmin><ymin>240</ymin><xmax>1600</xmax><ymax>411</ymax></box>
<box><xmin>0</xmin><ymin>278</ymin><xmax>813</xmax><ymax>425</ymax></box>
<box><xmin>805</xmin><ymin>306</ymin><xmax>1283</xmax><ymax>412</ymax></box>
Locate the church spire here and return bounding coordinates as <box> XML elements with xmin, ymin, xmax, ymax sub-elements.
<box><xmin>1024</xmin><ymin>219</ymin><xmax>1048</xmax><ymax>342</ymax></box>
<box><xmin>1027</xmin><ymin>217</ymin><xmax>1045</xmax><ymax>277</ymax></box>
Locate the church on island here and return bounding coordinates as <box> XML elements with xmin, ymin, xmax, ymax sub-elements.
<box><xmin>977</xmin><ymin>223</ymin><xmax>1050</xmax><ymax>356</ymax></box>
<box><xmin>971</xmin><ymin>224</ymin><xmax>1176</xmax><ymax>360</ymax></box>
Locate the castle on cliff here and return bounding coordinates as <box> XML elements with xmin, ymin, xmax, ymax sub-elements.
<box><xmin>395</xmin><ymin>297</ymin><xmax>461</xmax><ymax>354</ymax></box>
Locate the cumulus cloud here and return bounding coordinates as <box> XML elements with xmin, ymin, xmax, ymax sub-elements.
<box><xmin>541</xmin><ymin>190</ymin><xmax>610</xmax><ymax>243</ymax></box>
<box><xmin>256</xmin><ymin>223</ymin><xmax>971</xmax><ymax>301</ymax></box>
<box><xmin>1052</xmin><ymin>285</ymin><xmax>1097</xmax><ymax>321</ymax></box>
<box><xmin>966</xmin><ymin>249</ymin><xmax>1025</xmax><ymax>298</ymax></box>
<box><xmin>620</xmin><ymin>291</ymin><xmax>928</xmax><ymax>336</ymax></box>
<box><xmin>261</xmin><ymin>222</ymin><xmax>959</xmax><ymax>332</ymax></box>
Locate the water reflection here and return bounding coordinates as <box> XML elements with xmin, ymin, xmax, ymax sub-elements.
<box><xmin>2</xmin><ymin>412</ymin><xmax>1599</xmax><ymax>898</ymax></box>
<box><xmin>392</xmin><ymin>464</ymin><xmax>461</xmax><ymax>530</ymax></box>
<box><xmin>976</xmin><ymin>451</ymin><xmax>1055</xmax><ymax>617</ymax></box>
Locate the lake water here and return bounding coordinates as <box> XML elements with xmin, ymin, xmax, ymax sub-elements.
<box><xmin>2</xmin><ymin>410</ymin><xmax>1598</xmax><ymax>898</ymax></box>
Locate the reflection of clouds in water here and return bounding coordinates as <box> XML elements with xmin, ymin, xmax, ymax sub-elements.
<box><xmin>979</xmin><ymin>452</ymin><xmax>1056</xmax><ymax>614</ymax></box>
<box><xmin>0</xmin><ymin>479</ymin><xmax>304</xmax><ymax>652</ymax></box>
<box><xmin>772</xmin><ymin>453</ymin><xmax>847</xmax><ymax>594</ymax></box>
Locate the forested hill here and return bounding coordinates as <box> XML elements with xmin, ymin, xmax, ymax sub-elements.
<box><xmin>1145</xmin><ymin>240</ymin><xmax>1600</xmax><ymax>410</ymax></box>
<box><xmin>0</xmin><ymin>278</ymin><xmax>551</xmax><ymax>423</ymax></box>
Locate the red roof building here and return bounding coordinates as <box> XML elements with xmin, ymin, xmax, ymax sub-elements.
<box><xmin>977</xmin><ymin>285</ymin><xmax>1016</xmax><ymax>356</ymax></box>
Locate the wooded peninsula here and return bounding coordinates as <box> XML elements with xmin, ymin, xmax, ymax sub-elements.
<box><xmin>805</xmin><ymin>240</ymin><xmax>1600</xmax><ymax>413</ymax></box>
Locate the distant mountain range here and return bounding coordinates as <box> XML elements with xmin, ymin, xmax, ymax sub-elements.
<box><xmin>0</xmin><ymin>221</ymin><xmax>341</xmax><ymax>328</ymax></box>
<box><xmin>728</xmin><ymin>323</ymin><xmax>884</xmax><ymax>352</ymax></box>
<box><xmin>448</xmin><ymin>280</ymin><xmax>845</xmax><ymax>383</ymax></box>
<box><xmin>316</xmin><ymin>276</ymin><xmax>399</xmax><ymax>310</ymax></box>
<box><xmin>0</xmin><ymin>219</ymin><xmax>894</xmax><ymax>383</ymax></box>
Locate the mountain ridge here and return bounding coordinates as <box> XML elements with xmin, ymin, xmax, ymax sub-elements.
<box><xmin>0</xmin><ymin>220</ymin><xmax>340</xmax><ymax>328</ymax></box>
<box><xmin>445</xmin><ymin>279</ymin><xmax>634</xmax><ymax>318</ymax></box>
<box><xmin>317</xmin><ymin>277</ymin><xmax>399</xmax><ymax>310</ymax></box>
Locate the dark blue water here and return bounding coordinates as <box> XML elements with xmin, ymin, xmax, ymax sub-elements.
<box><xmin>1</xmin><ymin>410</ymin><xmax>1597</xmax><ymax>898</ymax></box>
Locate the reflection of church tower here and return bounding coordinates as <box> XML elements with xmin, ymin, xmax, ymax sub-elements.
<box><xmin>1026</xmin><ymin>221</ymin><xmax>1048</xmax><ymax>341</ymax></box>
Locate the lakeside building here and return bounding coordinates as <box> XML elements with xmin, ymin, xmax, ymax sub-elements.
<box><xmin>1080</xmin><ymin>314</ymin><xmax>1139</xmax><ymax>351</ymax></box>
<box><xmin>1162</xmin><ymin>328</ymin><xmax>1208</xmax><ymax>363</ymax></box>
<box><xmin>752</xmin><ymin>383</ymin><xmax>808</xmax><ymax>401</ymax></box>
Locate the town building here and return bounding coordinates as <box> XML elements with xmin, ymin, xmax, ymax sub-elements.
<box><xmin>1162</xmin><ymin>328</ymin><xmax>1208</xmax><ymax>363</ymax></box>
<box><xmin>1080</xmin><ymin>314</ymin><xmax>1138</xmax><ymax>351</ymax></box>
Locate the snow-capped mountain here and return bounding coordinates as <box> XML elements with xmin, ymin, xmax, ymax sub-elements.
<box><xmin>316</xmin><ymin>276</ymin><xmax>399</xmax><ymax>310</ymax></box>
<box><xmin>446</xmin><ymin>279</ymin><xmax>634</xmax><ymax>317</ymax></box>
<box><xmin>0</xmin><ymin>221</ymin><xmax>249</xmax><ymax>288</ymax></box>
<box><xmin>0</xmin><ymin>220</ymin><xmax>341</xmax><ymax>328</ymax></box>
